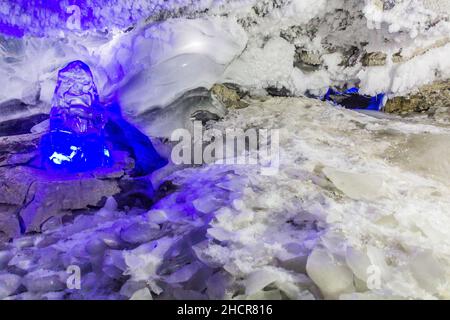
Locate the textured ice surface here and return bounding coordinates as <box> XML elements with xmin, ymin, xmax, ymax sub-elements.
<box><xmin>205</xmin><ymin>97</ymin><xmax>450</xmax><ymax>300</ymax></box>
<box><xmin>0</xmin><ymin>273</ymin><xmax>21</xmax><ymax>299</ymax></box>
<box><xmin>2</xmin><ymin>97</ymin><xmax>450</xmax><ymax>299</ymax></box>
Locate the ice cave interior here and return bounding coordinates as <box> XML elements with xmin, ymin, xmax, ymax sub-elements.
<box><xmin>0</xmin><ymin>0</ymin><xmax>450</xmax><ymax>300</ymax></box>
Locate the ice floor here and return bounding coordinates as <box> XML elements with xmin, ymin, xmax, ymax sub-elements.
<box><xmin>1</xmin><ymin>96</ymin><xmax>450</xmax><ymax>300</ymax></box>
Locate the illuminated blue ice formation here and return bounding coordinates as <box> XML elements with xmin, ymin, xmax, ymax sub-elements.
<box><xmin>324</xmin><ymin>87</ymin><xmax>386</xmax><ymax>111</ymax></box>
<box><xmin>40</xmin><ymin>60</ymin><xmax>112</xmax><ymax>172</ymax></box>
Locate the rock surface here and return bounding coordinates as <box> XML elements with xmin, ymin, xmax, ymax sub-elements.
<box><xmin>361</xmin><ymin>52</ymin><xmax>387</xmax><ymax>67</ymax></box>
<box><xmin>385</xmin><ymin>80</ymin><xmax>450</xmax><ymax>116</ymax></box>
<box><xmin>0</xmin><ymin>116</ymin><xmax>156</xmax><ymax>241</ymax></box>
<box><xmin>0</xmin><ymin>147</ymin><xmax>135</xmax><ymax>237</ymax></box>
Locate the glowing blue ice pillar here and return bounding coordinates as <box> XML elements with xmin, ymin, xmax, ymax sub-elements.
<box><xmin>40</xmin><ymin>60</ymin><xmax>112</xmax><ymax>172</ymax></box>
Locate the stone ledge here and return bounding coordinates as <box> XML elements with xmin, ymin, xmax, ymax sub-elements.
<box><xmin>384</xmin><ymin>80</ymin><xmax>450</xmax><ymax>115</ymax></box>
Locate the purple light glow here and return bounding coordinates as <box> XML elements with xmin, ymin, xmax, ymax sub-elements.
<box><xmin>0</xmin><ymin>1</ymin><xmax>124</xmax><ymax>38</ymax></box>
<box><xmin>40</xmin><ymin>60</ymin><xmax>167</xmax><ymax>175</ymax></box>
<box><xmin>0</xmin><ymin>0</ymin><xmax>198</xmax><ymax>37</ymax></box>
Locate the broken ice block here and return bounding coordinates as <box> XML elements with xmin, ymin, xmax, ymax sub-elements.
<box><xmin>40</xmin><ymin>60</ymin><xmax>111</xmax><ymax>171</ymax></box>
<box><xmin>324</xmin><ymin>87</ymin><xmax>386</xmax><ymax>111</ymax></box>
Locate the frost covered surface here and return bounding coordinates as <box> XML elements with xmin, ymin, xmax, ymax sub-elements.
<box><xmin>1</xmin><ymin>0</ymin><xmax>450</xmax><ymax>120</ymax></box>
<box><xmin>0</xmin><ymin>0</ymin><xmax>246</xmax><ymax>36</ymax></box>
<box><xmin>222</xmin><ymin>0</ymin><xmax>450</xmax><ymax>96</ymax></box>
<box><xmin>2</xmin><ymin>97</ymin><xmax>450</xmax><ymax>299</ymax></box>
<box><xmin>0</xmin><ymin>16</ymin><xmax>247</xmax><ymax>120</ymax></box>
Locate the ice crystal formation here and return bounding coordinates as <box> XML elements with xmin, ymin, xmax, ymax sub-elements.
<box><xmin>40</xmin><ymin>60</ymin><xmax>111</xmax><ymax>171</ymax></box>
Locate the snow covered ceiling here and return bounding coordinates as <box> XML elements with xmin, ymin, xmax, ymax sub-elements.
<box><xmin>1</xmin><ymin>0</ymin><xmax>449</xmax><ymax>36</ymax></box>
<box><xmin>0</xmin><ymin>0</ymin><xmax>223</xmax><ymax>37</ymax></box>
<box><xmin>1</xmin><ymin>0</ymin><xmax>450</xmax><ymax>127</ymax></box>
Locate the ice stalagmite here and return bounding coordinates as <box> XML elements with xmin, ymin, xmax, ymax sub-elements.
<box><xmin>40</xmin><ymin>60</ymin><xmax>111</xmax><ymax>171</ymax></box>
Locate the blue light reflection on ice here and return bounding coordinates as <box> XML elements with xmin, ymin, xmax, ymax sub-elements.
<box><xmin>40</xmin><ymin>60</ymin><xmax>168</xmax><ymax>174</ymax></box>
<box><xmin>40</xmin><ymin>60</ymin><xmax>112</xmax><ymax>172</ymax></box>
<box><xmin>324</xmin><ymin>87</ymin><xmax>386</xmax><ymax>111</ymax></box>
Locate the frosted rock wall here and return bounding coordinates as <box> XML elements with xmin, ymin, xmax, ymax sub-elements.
<box><xmin>0</xmin><ymin>0</ymin><xmax>449</xmax><ymax>119</ymax></box>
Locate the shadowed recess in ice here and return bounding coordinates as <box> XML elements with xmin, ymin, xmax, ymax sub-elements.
<box><xmin>323</xmin><ymin>88</ymin><xmax>386</xmax><ymax>111</ymax></box>
<box><xmin>40</xmin><ymin>60</ymin><xmax>112</xmax><ymax>172</ymax></box>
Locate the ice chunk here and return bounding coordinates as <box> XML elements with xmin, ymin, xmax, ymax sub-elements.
<box><xmin>388</xmin><ymin>133</ymin><xmax>450</xmax><ymax>184</ymax></box>
<box><xmin>41</xmin><ymin>291</ymin><xmax>66</xmax><ymax>300</ymax></box>
<box><xmin>206</xmin><ymin>271</ymin><xmax>231</xmax><ymax>299</ymax></box>
<box><xmin>130</xmin><ymin>287</ymin><xmax>153</xmax><ymax>300</ymax></box>
<box><xmin>276</xmin><ymin>243</ymin><xmax>308</xmax><ymax>274</ymax></box>
<box><xmin>22</xmin><ymin>270</ymin><xmax>65</xmax><ymax>293</ymax></box>
<box><xmin>119</xmin><ymin>280</ymin><xmax>146</xmax><ymax>298</ymax></box>
<box><xmin>0</xmin><ymin>251</ymin><xmax>13</xmax><ymax>270</ymax></box>
<box><xmin>165</xmin><ymin>262</ymin><xmax>201</xmax><ymax>284</ymax></box>
<box><xmin>345</xmin><ymin>247</ymin><xmax>372</xmax><ymax>283</ymax></box>
<box><xmin>244</xmin><ymin>269</ymin><xmax>280</xmax><ymax>296</ymax></box>
<box><xmin>98</xmin><ymin>231</ymin><xmax>124</xmax><ymax>250</ymax></box>
<box><xmin>243</xmin><ymin>290</ymin><xmax>283</xmax><ymax>300</ymax></box>
<box><xmin>120</xmin><ymin>222</ymin><xmax>161</xmax><ymax>245</ymax></box>
<box><xmin>124</xmin><ymin>237</ymin><xmax>173</xmax><ymax>282</ymax></box>
<box><xmin>85</xmin><ymin>238</ymin><xmax>107</xmax><ymax>256</ymax></box>
<box><xmin>322</xmin><ymin>167</ymin><xmax>384</xmax><ymax>201</ymax></box>
<box><xmin>103</xmin><ymin>249</ymin><xmax>127</xmax><ymax>272</ymax></box>
<box><xmin>8</xmin><ymin>252</ymin><xmax>34</xmax><ymax>272</ymax></box>
<box><xmin>207</xmin><ymin>227</ymin><xmax>234</xmax><ymax>242</ymax></box>
<box><xmin>192</xmin><ymin>195</ymin><xmax>224</xmax><ymax>214</ymax></box>
<box><xmin>0</xmin><ymin>273</ymin><xmax>21</xmax><ymax>299</ymax></box>
<box><xmin>146</xmin><ymin>210</ymin><xmax>168</xmax><ymax>224</ymax></box>
<box><xmin>409</xmin><ymin>250</ymin><xmax>446</xmax><ymax>294</ymax></box>
<box><xmin>306</xmin><ymin>248</ymin><xmax>355</xmax><ymax>299</ymax></box>
<box><xmin>12</xmin><ymin>236</ymin><xmax>35</xmax><ymax>249</ymax></box>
